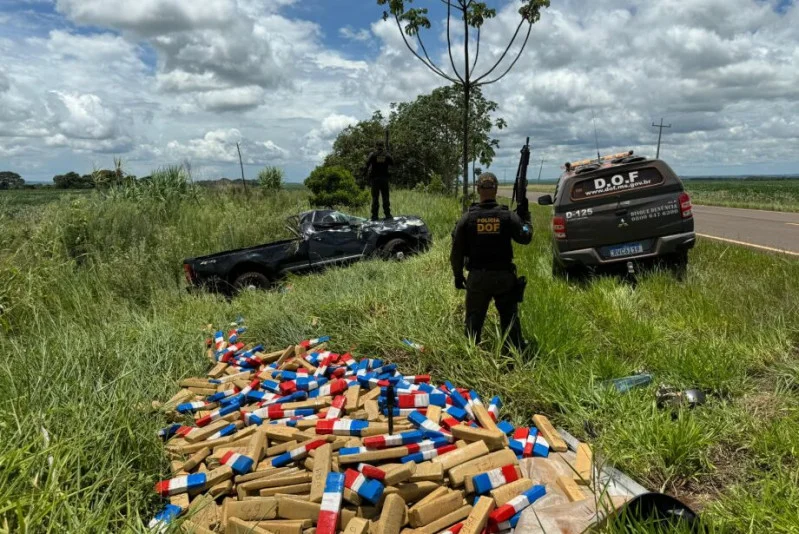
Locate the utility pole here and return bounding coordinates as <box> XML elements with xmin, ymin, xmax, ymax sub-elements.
<box><xmin>537</xmin><ymin>159</ymin><xmax>545</xmax><ymax>183</ymax></box>
<box><xmin>651</xmin><ymin>118</ymin><xmax>671</xmax><ymax>159</ymax></box>
<box><xmin>236</xmin><ymin>142</ymin><xmax>249</xmax><ymax>196</ymax></box>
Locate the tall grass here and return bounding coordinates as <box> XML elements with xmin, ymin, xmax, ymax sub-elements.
<box><xmin>0</xmin><ymin>189</ymin><xmax>797</xmax><ymax>531</ymax></box>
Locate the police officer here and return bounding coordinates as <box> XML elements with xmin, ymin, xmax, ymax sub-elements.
<box><xmin>365</xmin><ymin>142</ymin><xmax>394</xmax><ymax>220</ymax></box>
<box><xmin>450</xmin><ymin>172</ymin><xmax>533</xmax><ymax>351</ymax></box>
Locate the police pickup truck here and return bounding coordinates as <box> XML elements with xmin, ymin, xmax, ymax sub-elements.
<box><xmin>538</xmin><ymin>152</ymin><xmax>695</xmax><ymax>278</ymax></box>
<box><xmin>183</xmin><ymin>209</ymin><xmax>431</xmax><ymax>293</ymax></box>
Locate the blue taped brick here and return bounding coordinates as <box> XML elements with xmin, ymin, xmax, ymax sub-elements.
<box><xmin>497</xmin><ymin>420</ymin><xmax>514</xmax><ymax>435</ymax></box>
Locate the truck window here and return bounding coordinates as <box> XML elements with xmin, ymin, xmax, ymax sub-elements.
<box><xmin>570</xmin><ymin>167</ymin><xmax>664</xmax><ymax>202</ymax></box>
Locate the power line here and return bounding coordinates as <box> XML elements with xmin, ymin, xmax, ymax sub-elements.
<box><xmin>651</xmin><ymin>118</ymin><xmax>672</xmax><ymax>159</ymax></box>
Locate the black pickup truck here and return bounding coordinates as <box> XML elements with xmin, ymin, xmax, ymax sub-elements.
<box><xmin>183</xmin><ymin>209</ymin><xmax>432</xmax><ymax>293</ymax></box>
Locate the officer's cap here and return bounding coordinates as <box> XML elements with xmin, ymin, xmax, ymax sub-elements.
<box><xmin>477</xmin><ymin>172</ymin><xmax>498</xmax><ymax>190</ymax></box>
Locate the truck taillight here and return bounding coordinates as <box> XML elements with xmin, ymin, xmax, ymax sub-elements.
<box><xmin>679</xmin><ymin>192</ymin><xmax>693</xmax><ymax>219</ymax></box>
<box><xmin>552</xmin><ymin>216</ymin><xmax>567</xmax><ymax>239</ymax></box>
<box><xmin>183</xmin><ymin>263</ymin><xmax>195</xmax><ymax>283</ymax></box>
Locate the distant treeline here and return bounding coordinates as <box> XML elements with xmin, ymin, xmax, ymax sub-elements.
<box><xmin>195</xmin><ymin>178</ymin><xmax>305</xmax><ymax>190</ymax></box>
<box><xmin>1</xmin><ymin>174</ymin><xmax>307</xmax><ymax>190</ymax></box>
<box><xmin>682</xmin><ymin>175</ymin><xmax>799</xmax><ymax>181</ymax></box>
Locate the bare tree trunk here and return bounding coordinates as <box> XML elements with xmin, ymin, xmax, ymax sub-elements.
<box><xmin>461</xmin><ymin>6</ymin><xmax>470</xmax><ymax>210</ymax></box>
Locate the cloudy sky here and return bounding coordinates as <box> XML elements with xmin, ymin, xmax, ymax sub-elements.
<box><xmin>1</xmin><ymin>0</ymin><xmax>797</xmax><ymax>183</ymax></box>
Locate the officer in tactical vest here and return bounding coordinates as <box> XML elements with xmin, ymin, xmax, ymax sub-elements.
<box><xmin>450</xmin><ymin>172</ymin><xmax>533</xmax><ymax>351</ymax></box>
<box><xmin>365</xmin><ymin>142</ymin><xmax>394</xmax><ymax>220</ymax></box>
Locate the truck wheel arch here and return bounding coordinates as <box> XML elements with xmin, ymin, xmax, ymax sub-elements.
<box><xmin>376</xmin><ymin>233</ymin><xmax>417</xmax><ymax>252</ymax></box>
<box><xmin>228</xmin><ymin>262</ymin><xmax>273</xmax><ymax>286</ymax></box>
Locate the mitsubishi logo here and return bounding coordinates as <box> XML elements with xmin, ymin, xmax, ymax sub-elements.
<box><xmin>618</xmin><ymin>218</ymin><xmax>628</xmax><ymax>228</ymax></box>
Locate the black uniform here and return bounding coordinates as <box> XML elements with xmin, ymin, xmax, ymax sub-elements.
<box><xmin>450</xmin><ymin>200</ymin><xmax>533</xmax><ymax>349</ymax></box>
<box><xmin>366</xmin><ymin>150</ymin><xmax>394</xmax><ymax>220</ymax></box>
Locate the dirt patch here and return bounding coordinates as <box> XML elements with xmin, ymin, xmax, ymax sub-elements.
<box><xmin>671</xmin><ymin>372</ymin><xmax>797</xmax><ymax>511</ymax></box>
<box><xmin>743</xmin><ymin>389</ymin><xmax>785</xmax><ymax>421</ymax></box>
<box><xmin>649</xmin><ymin>442</ymin><xmax>750</xmax><ymax>511</ymax></box>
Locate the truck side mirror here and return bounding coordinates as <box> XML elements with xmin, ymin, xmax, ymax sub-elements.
<box><xmin>538</xmin><ymin>194</ymin><xmax>553</xmax><ymax>206</ymax></box>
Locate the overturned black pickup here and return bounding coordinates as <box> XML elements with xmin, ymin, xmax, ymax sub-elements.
<box><xmin>183</xmin><ymin>210</ymin><xmax>432</xmax><ymax>294</ymax></box>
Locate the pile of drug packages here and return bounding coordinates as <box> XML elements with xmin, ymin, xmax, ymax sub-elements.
<box><xmin>150</xmin><ymin>325</ymin><xmax>625</xmax><ymax>534</ymax></box>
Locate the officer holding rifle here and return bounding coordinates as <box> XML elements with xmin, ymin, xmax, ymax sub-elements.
<box><xmin>450</xmin><ymin>169</ymin><xmax>532</xmax><ymax>353</ymax></box>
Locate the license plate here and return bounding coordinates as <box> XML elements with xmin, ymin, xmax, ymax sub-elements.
<box><xmin>608</xmin><ymin>242</ymin><xmax>644</xmax><ymax>258</ymax></box>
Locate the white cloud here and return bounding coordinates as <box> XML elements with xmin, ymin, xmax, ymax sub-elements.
<box><xmin>302</xmin><ymin>113</ymin><xmax>360</xmax><ymax>162</ymax></box>
<box><xmin>166</xmin><ymin>128</ymin><xmax>289</xmax><ymax>165</ymax></box>
<box><xmin>462</xmin><ymin>0</ymin><xmax>799</xmax><ymax>172</ymax></box>
<box><xmin>46</xmin><ymin>91</ymin><xmax>119</xmax><ymax>140</ymax></box>
<box><xmin>45</xmin><ymin>30</ymin><xmax>141</xmax><ymax>64</ymax></box>
<box><xmin>339</xmin><ymin>26</ymin><xmax>371</xmax><ymax>42</ymax></box>
<box><xmin>195</xmin><ymin>86</ymin><xmax>266</xmax><ymax>112</ymax></box>
<box><xmin>44</xmin><ymin>133</ymin><xmax>134</xmax><ymax>154</ymax></box>
<box><xmin>313</xmin><ymin>52</ymin><xmax>368</xmax><ymax>72</ymax></box>
<box><xmin>55</xmin><ymin>0</ymin><xmax>235</xmax><ymax>35</ymax></box>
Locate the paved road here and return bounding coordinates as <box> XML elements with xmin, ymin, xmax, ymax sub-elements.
<box><xmin>498</xmin><ymin>188</ymin><xmax>799</xmax><ymax>256</ymax></box>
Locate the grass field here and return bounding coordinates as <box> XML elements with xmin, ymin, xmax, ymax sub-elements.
<box><xmin>521</xmin><ymin>179</ymin><xmax>799</xmax><ymax>212</ymax></box>
<box><xmin>0</xmin><ymin>188</ymin><xmax>90</xmax><ymax>217</ymax></box>
<box><xmin>682</xmin><ymin>179</ymin><xmax>799</xmax><ymax>212</ymax></box>
<box><xmin>1</xmin><ymin>187</ymin><xmax>798</xmax><ymax>532</ymax></box>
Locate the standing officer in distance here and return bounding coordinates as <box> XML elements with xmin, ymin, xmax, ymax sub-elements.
<box><xmin>365</xmin><ymin>141</ymin><xmax>394</xmax><ymax>220</ymax></box>
<box><xmin>450</xmin><ymin>172</ymin><xmax>533</xmax><ymax>352</ymax></box>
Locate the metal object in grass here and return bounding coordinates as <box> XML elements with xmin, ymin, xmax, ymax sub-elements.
<box><xmin>401</xmin><ymin>338</ymin><xmax>424</xmax><ymax>351</ymax></box>
<box><xmin>656</xmin><ymin>385</ymin><xmax>707</xmax><ymax>409</ymax></box>
<box><xmin>602</xmin><ymin>373</ymin><xmax>653</xmax><ymax>393</ymax></box>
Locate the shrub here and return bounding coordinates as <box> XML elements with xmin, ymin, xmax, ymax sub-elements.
<box><xmin>428</xmin><ymin>173</ymin><xmax>447</xmax><ymax>195</ymax></box>
<box><xmin>258</xmin><ymin>166</ymin><xmax>284</xmax><ymax>191</ymax></box>
<box><xmin>304</xmin><ymin>165</ymin><xmax>368</xmax><ymax>208</ymax></box>
<box><xmin>102</xmin><ymin>165</ymin><xmax>197</xmax><ymax>204</ymax></box>
<box><xmin>0</xmin><ymin>171</ymin><xmax>24</xmax><ymax>189</ymax></box>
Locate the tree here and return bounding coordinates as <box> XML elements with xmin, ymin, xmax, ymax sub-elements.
<box><xmin>53</xmin><ymin>172</ymin><xmax>95</xmax><ymax>189</ymax></box>
<box><xmin>377</xmin><ymin>0</ymin><xmax>549</xmax><ymax>208</ymax></box>
<box><xmin>389</xmin><ymin>85</ymin><xmax>504</xmax><ymax>191</ymax></box>
<box><xmin>324</xmin><ymin>111</ymin><xmax>386</xmax><ymax>187</ymax></box>
<box><xmin>324</xmin><ymin>86</ymin><xmax>504</xmax><ymax>192</ymax></box>
<box><xmin>304</xmin><ymin>166</ymin><xmax>369</xmax><ymax>208</ymax></box>
<box><xmin>0</xmin><ymin>171</ymin><xmax>24</xmax><ymax>190</ymax></box>
<box><xmin>258</xmin><ymin>166</ymin><xmax>284</xmax><ymax>191</ymax></box>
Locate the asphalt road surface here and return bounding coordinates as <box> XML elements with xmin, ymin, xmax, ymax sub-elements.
<box><xmin>498</xmin><ymin>189</ymin><xmax>799</xmax><ymax>256</ymax></box>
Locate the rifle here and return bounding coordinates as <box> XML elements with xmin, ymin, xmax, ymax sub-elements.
<box><xmin>512</xmin><ymin>137</ymin><xmax>531</xmax><ymax>223</ymax></box>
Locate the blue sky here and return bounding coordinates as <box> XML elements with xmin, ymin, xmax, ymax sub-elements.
<box><xmin>1</xmin><ymin>0</ymin><xmax>798</xmax><ymax>183</ymax></box>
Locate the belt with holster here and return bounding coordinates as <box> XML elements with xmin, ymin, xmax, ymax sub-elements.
<box><xmin>468</xmin><ymin>264</ymin><xmax>517</xmax><ymax>273</ymax></box>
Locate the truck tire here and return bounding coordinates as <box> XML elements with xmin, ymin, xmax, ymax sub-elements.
<box><xmin>552</xmin><ymin>260</ymin><xmax>569</xmax><ymax>279</ymax></box>
<box><xmin>234</xmin><ymin>271</ymin><xmax>271</xmax><ymax>292</ymax></box>
<box><xmin>666</xmin><ymin>251</ymin><xmax>688</xmax><ymax>281</ymax></box>
<box><xmin>380</xmin><ymin>238</ymin><xmax>411</xmax><ymax>261</ymax></box>
<box><xmin>552</xmin><ymin>260</ymin><xmax>583</xmax><ymax>281</ymax></box>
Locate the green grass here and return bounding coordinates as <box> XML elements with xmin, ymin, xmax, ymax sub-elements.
<box><xmin>1</xmin><ymin>189</ymin><xmax>798</xmax><ymax>532</ymax></box>
<box><xmin>0</xmin><ymin>189</ymin><xmax>90</xmax><ymax>216</ymax></box>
